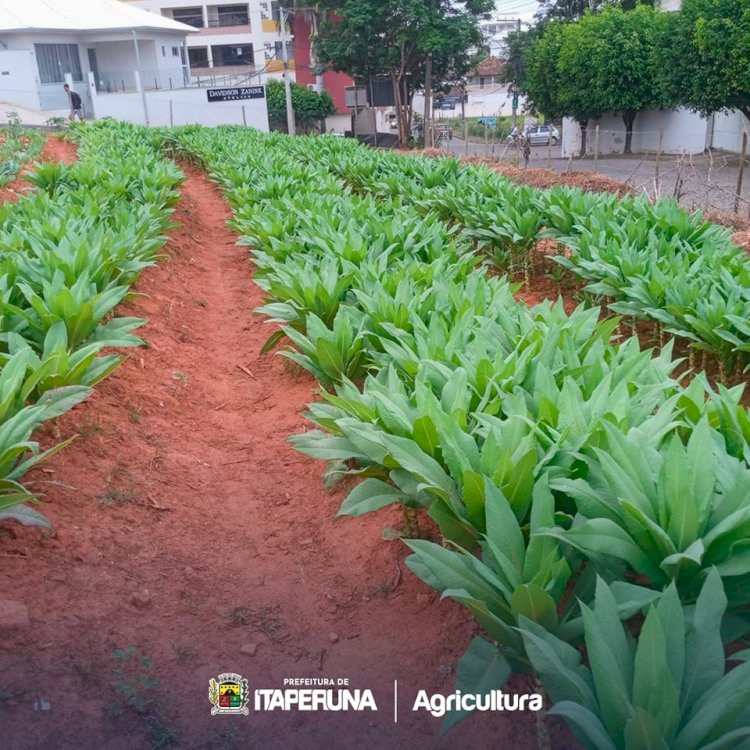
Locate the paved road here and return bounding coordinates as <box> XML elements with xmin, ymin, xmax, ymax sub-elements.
<box><xmin>446</xmin><ymin>138</ymin><xmax>749</xmax><ymax>214</ymax></box>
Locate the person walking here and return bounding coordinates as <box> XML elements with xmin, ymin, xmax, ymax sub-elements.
<box><xmin>63</xmin><ymin>84</ymin><xmax>84</xmax><ymax>121</ymax></box>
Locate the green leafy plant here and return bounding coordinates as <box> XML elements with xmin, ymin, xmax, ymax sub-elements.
<box><xmin>519</xmin><ymin>570</ymin><xmax>750</xmax><ymax>750</ymax></box>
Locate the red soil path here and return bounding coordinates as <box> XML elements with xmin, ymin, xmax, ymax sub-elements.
<box><xmin>0</xmin><ymin>144</ymin><xmax>572</xmax><ymax>749</ymax></box>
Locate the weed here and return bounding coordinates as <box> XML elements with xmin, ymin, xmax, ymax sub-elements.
<box><xmin>98</xmin><ymin>461</ymin><xmax>138</xmax><ymax>506</ymax></box>
<box><xmin>374</xmin><ymin>580</ymin><xmax>393</xmax><ymax>599</ymax></box>
<box><xmin>201</xmin><ymin>725</ymin><xmax>241</xmax><ymax>750</ymax></box>
<box><xmin>45</xmin><ymin>116</ymin><xmax>68</xmax><ymax>131</ymax></box>
<box><xmin>170</xmin><ymin>643</ymin><xmax>192</xmax><ymax>665</ymax></box>
<box><xmin>76</xmin><ymin>416</ymin><xmax>105</xmax><ymax>439</ymax></box>
<box><xmin>98</xmin><ymin>489</ymin><xmax>138</xmax><ymax>506</ymax></box>
<box><xmin>70</xmin><ymin>656</ymin><xmax>102</xmax><ymax>685</ymax></box>
<box><xmin>226</xmin><ymin>605</ymin><xmax>253</xmax><ymax>626</ymax></box>
<box><xmin>226</xmin><ymin>604</ymin><xmax>283</xmax><ymax>640</ymax></box>
<box><xmin>109</xmin><ymin>646</ymin><xmax>177</xmax><ymax>749</ymax></box>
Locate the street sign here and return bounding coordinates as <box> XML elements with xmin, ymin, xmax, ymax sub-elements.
<box><xmin>477</xmin><ymin>117</ymin><xmax>497</xmax><ymax>130</ymax></box>
<box><xmin>206</xmin><ymin>86</ymin><xmax>265</xmax><ymax>102</ymax></box>
<box><xmin>512</xmin><ymin>95</ymin><xmax>519</xmax><ymax>109</ymax></box>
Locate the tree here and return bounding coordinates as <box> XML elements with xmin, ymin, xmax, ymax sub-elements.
<box><xmin>579</xmin><ymin>5</ymin><xmax>665</xmax><ymax>153</ymax></box>
<box><xmin>536</xmin><ymin>0</ymin><xmax>654</xmax><ymax>22</ymax></box>
<box><xmin>265</xmin><ymin>79</ymin><xmax>335</xmax><ymax>133</ymax></box>
<box><xmin>314</xmin><ymin>0</ymin><xmax>494</xmax><ymax>148</ymax></box>
<box><xmin>657</xmin><ymin>0</ymin><xmax>750</xmax><ymax>124</ymax></box>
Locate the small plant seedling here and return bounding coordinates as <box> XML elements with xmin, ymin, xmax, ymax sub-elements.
<box><xmin>109</xmin><ymin>646</ymin><xmax>177</xmax><ymax>749</ymax></box>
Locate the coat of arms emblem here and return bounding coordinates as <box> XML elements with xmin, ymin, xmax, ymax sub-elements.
<box><xmin>209</xmin><ymin>672</ymin><xmax>250</xmax><ymax>715</ymax></box>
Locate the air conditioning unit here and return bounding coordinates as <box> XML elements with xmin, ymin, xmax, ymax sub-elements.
<box><xmin>307</xmin><ymin>84</ymin><xmax>315</xmax><ymax>91</ymax></box>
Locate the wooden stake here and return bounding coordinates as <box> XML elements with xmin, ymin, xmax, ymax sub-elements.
<box><xmin>735</xmin><ymin>131</ymin><xmax>747</xmax><ymax>213</ymax></box>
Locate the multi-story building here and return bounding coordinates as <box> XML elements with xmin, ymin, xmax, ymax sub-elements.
<box><xmin>121</xmin><ymin>1</ymin><xmax>294</xmax><ymax>82</ymax></box>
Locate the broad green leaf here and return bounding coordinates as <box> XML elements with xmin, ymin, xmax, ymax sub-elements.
<box><xmin>337</xmin><ymin>478</ymin><xmax>404</xmax><ymax>517</ymax></box>
<box><xmin>440</xmin><ymin>637</ymin><xmax>511</xmax><ymax>733</ymax></box>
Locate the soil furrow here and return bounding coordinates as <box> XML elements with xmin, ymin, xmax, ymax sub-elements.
<box><xmin>0</xmin><ymin>157</ymin><xmax>552</xmax><ymax>749</ymax></box>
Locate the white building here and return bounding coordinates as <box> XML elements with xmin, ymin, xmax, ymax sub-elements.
<box><xmin>0</xmin><ymin>0</ymin><xmax>194</xmax><ymax>112</ymax></box>
<box><xmin>0</xmin><ymin>0</ymin><xmax>271</xmax><ymax>130</ymax></box>
<box><xmin>479</xmin><ymin>16</ymin><xmax>526</xmax><ymax>58</ymax></box>
<box><xmin>122</xmin><ymin>1</ymin><xmax>295</xmax><ymax>84</ymax></box>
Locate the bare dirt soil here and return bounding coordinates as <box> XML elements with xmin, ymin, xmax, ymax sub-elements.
<box><xmin>0</xmin><ymin>141</ymin><xmax>575</xmax><ymax>750</ymax></box>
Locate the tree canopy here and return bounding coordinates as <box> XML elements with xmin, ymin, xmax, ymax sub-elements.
<box><xmin>313</xmin><ymin>0</ymin><xmax>494</xmax><ymax>146</ymax></box>
<box><xmin>266</xmin><ymin>79</ymin><xmax>335</xmax><ymax>134</ymax></box>
<box><xmin>510</xmin><ymin>0</ymin><xmax>744</xmax><ymax>155</ymax></box>
<box><xmin>657</xmin><ymin>0</ymin><xmax>750</xmax><ymax>122</ymax></box>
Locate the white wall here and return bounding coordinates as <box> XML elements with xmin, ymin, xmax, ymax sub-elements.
<box><xmin>711</xmin><ymin>110</ymin><xmax>749</xmax><ymax>152</ymax></box>
<box><xmin>0</xmin><ymin>50</ymin><xmax>41</xmax><ymax>110</ymax></box>
<box><xmin>561</xmin><ymin>108</ymin><xmax>710</xmax><ymax>156</ymax></box>
<box><xmin>90</xmin><ymin>83</ymin><xmax>269</xmax><ymax>130</ymax></box>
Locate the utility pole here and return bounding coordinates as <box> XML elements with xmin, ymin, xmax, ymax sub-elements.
<box><xmin>279</xmin><ymin>5</ymin><xmax>296</xmax><ymax>135</ymax></box>
<box><xmin>511</xmin><ymin>18</ymin><xmax>521</xmax><ymax>130</ymax></box>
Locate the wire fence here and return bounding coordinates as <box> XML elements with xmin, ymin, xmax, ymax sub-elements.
<box><xmin>440</xmin><ymin>123</ymin><xmax>750</xmax><ymax>219</ymax></box>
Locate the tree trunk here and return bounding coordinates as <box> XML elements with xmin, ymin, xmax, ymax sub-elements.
<box><xmin>579</xmin><ymin>119</ymin><xmax>589</xmax><ymax>157</ymax></box>
<box><xmin>423</xmin><ymin>54</ymin><xmax>432</xmax><ymax>148</ymax></box>
<box><xmin>622</xmin><ymin>111</ymin><xmax>637</xmax><ymax>154</ymax></box>
<box><xmin>391</xmin><ymin>73</ymin><xmax>406</xmax><ymax>149</ymax></box>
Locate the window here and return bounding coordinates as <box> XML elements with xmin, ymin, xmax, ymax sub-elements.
<box><xmin>172</xmin><ymin>46</ymin><xmax>179</xmax><ymax>57</ymax></box>
<box><xmin>34</xmin><ymin>43</ymin><xmax>83</xmax><ymax>84</ymax></box>
<box><xmin>215</xmin><ymin>4</ymin><xmax>249</xmax><ymax>27</ymax></box>
<box><xmin>162</xmin><ymin>45</ymin><xmax>166</xmax><ymax>57</ymax></box>
<box><xmin>211</xmin><ymin>43</ymin><xmax>254</xmax><ymax>67</ymax></box>
<box><xmin>171</xmin><ymin>7</ymin><xmax>204</xmax><ymax>28</ymax></box>
<box><xmin>188</xmin><ymin>46</ymin><xmax>209</xmax><ymax>68</ymax></box>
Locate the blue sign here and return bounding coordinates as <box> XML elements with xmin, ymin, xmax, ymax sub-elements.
<box><xmin>477</xmin><ymin>117</ymin><xmax>497</xmax><ymax>130</ymax></box>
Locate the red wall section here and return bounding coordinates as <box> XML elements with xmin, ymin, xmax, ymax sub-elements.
<box><xmin>293</xmin><ymin>14</ymin><xmax>353</xmax><ymax>115</ymax></box>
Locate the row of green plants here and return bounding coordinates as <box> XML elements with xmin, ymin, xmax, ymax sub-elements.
<box><xmin>322</xmin><ymin>145</ymin><xmax>750</xmax><ymax>379</ymax></box>
<box><xmin>0</xmin><ymin>121</ymin><xmax>182</xmax><ymax>526</ymax></box>
<box><xmin>170</xmin><ymin>125</ymin><xmax>750</xmax><ymax>748</ymax></box>
<box><xmin>0</xmin><ymin>125</ymin><xmax>46</xmax><ymax>188</ymax></box>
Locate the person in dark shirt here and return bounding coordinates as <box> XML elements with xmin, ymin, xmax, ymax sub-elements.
<box><xmin>63</xmin><ymin>84</ymin><xmax>83</xmax><ymax>121</ymax></box>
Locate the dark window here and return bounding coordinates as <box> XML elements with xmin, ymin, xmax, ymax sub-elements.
<box><xmin>35</xmin><ymin>43</ymin><xmax>83</xmax><ymax>84</ymax></box>
<box><xmin>211</xmin><ymin>44</ymin><xmax>254</xmax><ymax>67</ymax></box>
<box><xmin>172</xmin><ymin>46</ymin><xmax>179</xmax><ymax>57</ymax></box>
<box><xmin>188</xmin><ymin>47</ymin><xmax>209</xmax><ymax>68</ymax></box>
<box><xmin>214</xmin><ymin>4</ymin><xmax>249</xmax><ymax>27</ymax></box>
<box><xmin>171</xmin><ymin>7</ymin><xmax>204</xmax><ymax>28</ymax></box>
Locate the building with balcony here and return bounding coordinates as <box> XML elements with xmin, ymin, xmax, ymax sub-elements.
<box><xmin>122</xmin><ymin>1</ymin><xmax>295</xmax><ymax>84</ymax></box>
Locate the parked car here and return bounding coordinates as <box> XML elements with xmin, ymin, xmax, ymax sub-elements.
<box><xmin>526</xmin><ymin>124</ymin><xmax>559</xmax><ymax>146</ymax></box>
<box><xmin>505</xmin><ymin>124</ymin><xmax>560</xmax><ymax>146</ymax></box>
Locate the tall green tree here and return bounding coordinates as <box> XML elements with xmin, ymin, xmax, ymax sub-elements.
<box><xmin>581</xmin><ymin>5</ymin><xmax>665</xmax><ymax>153</ymax></box>
<box><xmin>657</xmin><ymin>0</ymin><xmax>750</xmax><ymax>124</ymax></box>
<box><xmin>314</xmin><ymin>0</ymin><xmax>493</xmax><ymax>147</ymax></box>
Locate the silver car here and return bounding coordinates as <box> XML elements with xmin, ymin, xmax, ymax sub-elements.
<box><xmin>525</xmin><ymin>124</ymin><xmax>559</xmax><ymax>146</ymax></box>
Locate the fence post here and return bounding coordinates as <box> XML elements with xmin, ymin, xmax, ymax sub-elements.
<box><xmin>594</xmin><ymin>125</ymin><xmax>600</xmax><ymax>169</ymax></box>
<box><xmin>242</xmin><ymin>105</ymin><xmax>247</xmax><ymax>127</ymax></box>
<box><xmin>169</xmin><ymin>98</ymin><xmax>173</xmax><ymax>127</ymax></box>
<box><xmin>735</xmin><ymin>131</ymin><xmax>748</xmax><ymax>214</ymax></box>
<box><xmin>547</xmin><ymin>135</ymin><xmax>552</xmax><ymax>169</ymax></box>
<box><xmin>655</xmin><ymin>128</ymin><xmax>663</xmax><ymax>182</ymax></box>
